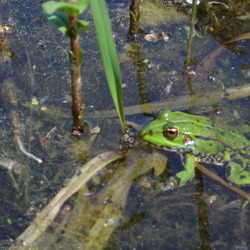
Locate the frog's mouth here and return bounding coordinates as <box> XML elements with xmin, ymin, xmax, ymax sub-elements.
<box><xmin>142</xmin><ymin>141</ymin><xmax>194</xmax><ymax>154</ymax></box>
<box><xmin>139</xmin><ymin>128</ymin><xmax>153</xmax><ymax>137</ymax></box>
<box><xmin>158</xmin><ymin>145</ymin><xmax>193</xmax><ymax>154</ymax></box>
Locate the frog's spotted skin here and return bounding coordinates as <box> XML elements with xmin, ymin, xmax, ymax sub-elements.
<box><xmin>139</xmin><ymin>109</ymin><xmax>250</xmax><ymax>190</ymax></box>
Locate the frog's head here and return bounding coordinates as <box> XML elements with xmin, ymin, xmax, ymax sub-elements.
<box><xmin>139</xmin><ymin>110</ymin><xmax>195</xmax><ymax>152</ymax></box>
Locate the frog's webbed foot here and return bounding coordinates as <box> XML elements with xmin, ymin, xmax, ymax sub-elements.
<box><xmin>226</xmin><ymin>159</ymin><xmax>250</xmax><ymax>186</ymax></box>
<box><xmin>158</xmin><ymin>154</ymin><xmax>196</xmax><ymax>192</ymax></box>
<box><xmin>226</xmin><ymin>167</ymin><xmax>250</xmax><ymax>186</ymax></box>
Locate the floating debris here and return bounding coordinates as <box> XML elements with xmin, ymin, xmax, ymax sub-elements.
<box><xmin>144</xmin><ymin>32</ymin><xmax>169</xmax><ymax>42</ymax></box>
<box><xmin>0</xmin><ymin>23</ymin><xmax>13</xmax><ymax>34</ymax></box>
<box><xmin>186</xmin><ymin>0</ymin><xmax>200</xmax><ymax>4</ymax></box>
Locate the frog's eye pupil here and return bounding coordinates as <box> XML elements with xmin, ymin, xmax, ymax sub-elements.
<box><xmin>164</xmin><ymin>126</ymin><xmax>179</xmax><ymax>140</ymax></box>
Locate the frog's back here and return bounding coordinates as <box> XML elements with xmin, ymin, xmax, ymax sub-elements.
<box><xmin>215</xmin><ymin>124</ymin><xmax>250</xmax><ymax>151</ymax></box>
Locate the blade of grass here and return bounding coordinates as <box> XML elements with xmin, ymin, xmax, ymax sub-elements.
<box><xmin>90</xmin><ymin>0</ymin><xmax>127</xmax><ymax>132</ymax></box>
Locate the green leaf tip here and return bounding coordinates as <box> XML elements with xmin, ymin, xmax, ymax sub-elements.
<box><xmin>42</xmin><ymin>1</ymin><xmax>81</xmax><ymax>15</ymax></box>
<box><xmin>76</xmin><ymin>0</ymin><xmax>91</xmax><ymax>13</ymax></box>
<box><xmin>73</xmin><ymin>20</ymin><xmax>89</xmax><ymax>34</ymax></box>
<box><xmin>42</xmin><ymin>0</ymin><xmax>90</xmax><ymax>15</ymax></box>
<box><xmin>45</xmin><ymin>11</ymin><xmax>70</xmax><ymax>37</ymax></box>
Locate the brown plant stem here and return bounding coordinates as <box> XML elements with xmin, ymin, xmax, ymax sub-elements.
<box><xmin>185</xmin><ymin>0</ymin><xmax>197</xmax><ymax>69</ymax></box>
<box><xmin>69</xmin><ymin>5</ymin><xmax>85</xmax><ymax>135</ymax></box>
<box><xmin>129</xmin><ymin>0</ymin><xmax>140</xmax><ymax>36</ymax></box>
<box><xmin>185</xmin><ymin>0</ymin><xmax>197</xmax><ymax>108</ymax></box>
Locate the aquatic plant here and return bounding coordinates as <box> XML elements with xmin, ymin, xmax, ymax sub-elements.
<box><xmin>42</xmin><ymin>0</ymin><xmax>89</xmax><ymax>135</ymax></box>
<box><xmin>90</xmin><ymin>0</ymin><xmax>127</xmax><ymax>132</ymax></box>
<box><xmin>42</xmin><ymin>0</ymin><xmax>127</xmax><ymax>134</ymax></box>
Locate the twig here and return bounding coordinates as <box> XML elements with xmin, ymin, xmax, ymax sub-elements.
<box><xmin>195</xmin><ymin>162</ymin><xmax>250</xmax><ymax>201</ymax></box>
<box><xmin>185</xmin><ymin>0</ymin><xmax>197</xmax><ymax>68</ymax></box>
<box><xmin>0</xmin><ymin>157</ymin><xmax>27</xmax><ymax>191</ymax></box>
<box><xmin>23</xmin><ymin>83</ymin><xmax>250</xmax><ymax>119</ymax></box>
<box><xmin>16</xmin><ymin>137</ymin><xmax>42</xmax><ymax>164</ymax></box>
<box><xmin>0</xmin><ymin>156</ymin><xmax>29</xmax><ymax>207</ymax></box>
<box><xmin>208</xmin><ymin>1</ymin><xmax>229</xmax><ymax>9</ymax></box>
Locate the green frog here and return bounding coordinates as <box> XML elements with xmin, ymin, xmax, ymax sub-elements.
<box><xmin>139</xmin><ymin>109</ymin><xmax>250</xmax><ymax>190</ymax></box>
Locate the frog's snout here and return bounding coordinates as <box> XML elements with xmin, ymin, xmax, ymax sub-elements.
<box><xmin>139</xmin><ymin>129</ymin><xmax>154</xmax><ymax>138</ymax></box>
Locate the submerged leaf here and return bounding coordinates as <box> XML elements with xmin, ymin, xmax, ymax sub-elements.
<box><xmin>196</xmin><ymin>32</ymin><xmax>250</xmax><ymax>74</ymax></box>
<box><xmin>196</xmin><ymin>45</ymin><xmax>225</xmax><ymax>74</ymax></box>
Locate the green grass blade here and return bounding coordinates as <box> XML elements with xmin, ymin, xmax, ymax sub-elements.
<box><xmin>90</xmin><ymin>0</ymin><xmax>127</xmax><ymax>132</ymax></box>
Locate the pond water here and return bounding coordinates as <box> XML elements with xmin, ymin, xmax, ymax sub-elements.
<box><xmin>1</xmin><ymin>0</ymin><xmax>250</xmax><ymax>249</ymax></box>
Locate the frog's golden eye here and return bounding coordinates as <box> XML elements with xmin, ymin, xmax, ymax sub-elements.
<box><xmin>164</xmin><ymin>126</ymin><xmax>179</xmax><ymax>140</ymax></box>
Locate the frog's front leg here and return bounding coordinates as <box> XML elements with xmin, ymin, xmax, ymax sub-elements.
<box><xmin>163</xmin><ymin>154</ymin><xmax>196</xmax><ymax>191</ymax></box>
<box><xmin>226</xmin><ymin>156</ymin><xmax>250</xmax><ymax>186</ymax></box>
